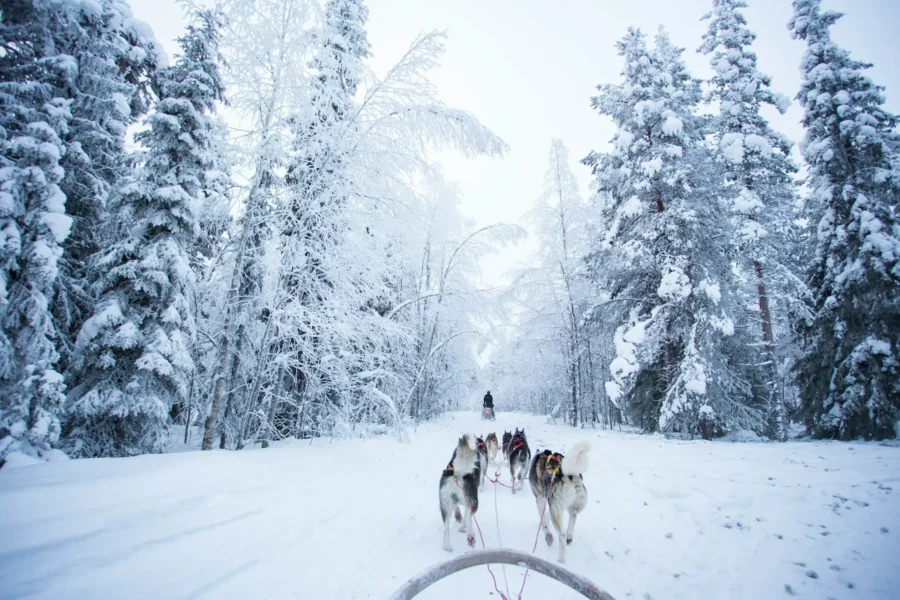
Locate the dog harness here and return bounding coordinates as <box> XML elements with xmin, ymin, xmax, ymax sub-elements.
<box><xmin>476</xmin><ymin>439</ymin><xmax>487</xmax><ymax>453</ymax></box>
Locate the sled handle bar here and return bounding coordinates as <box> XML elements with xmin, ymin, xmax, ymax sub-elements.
<box><xmin>387</xmin><ymin>548</ymin><xmax>616</xmax><ymax>600</ymax></box>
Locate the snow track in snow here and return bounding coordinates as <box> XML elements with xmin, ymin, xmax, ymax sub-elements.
<box><xmin>1</xmin><ymin>412</ymin><xmax>898</xmax><ymax>599</ymax></box>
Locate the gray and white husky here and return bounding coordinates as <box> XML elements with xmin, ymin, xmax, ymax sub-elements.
<box><xmin>529</xmin><ymin>441</ymin><xmax>591</xmax><ymax>563</ymax></box>
<box><xmin>485</xmin><ymin>432</ymin><xmax>499</xmax><ymax>465</ymax></box>
<box><xmin>438</xmin><ymin>434</ymin><xmax>481</xmax><ymax>552</ymax></box>
<box><xmin>507</xmin><ymin>428</ymin><xmax>531</xmax><ymax>494</ymax></box>
<box><xmin>475</xmin><ymin>435</ymin><xmax>489</xmax><ymax>490</ymax></box>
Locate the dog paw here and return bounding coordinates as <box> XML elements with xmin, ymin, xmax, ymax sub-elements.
<box><xmin>458</xmin><ymin>525</ymin><xmax>467</xmax><ymax>533</ymax></box>
<box><xmin>566</xmin><ymin>537</ymin><xmax>573</xmax><ymax>546</ymax></box>
<box><xmin>442</xmin><ymin>543</ymin><xmax>453</xmax><ymax>553</ymax></box>
<box><xmin>545</xmin><ymin>532</ymin><xmax>554</xmax><ymax>546</ymax></box>
<box><xmin>467</xmin><ymin>534</ymin><xmax>476</xmax><ymax>548</ymax></box>
<box><xmin>454</xmin><ymin>506</ymin><xmax>462</xmax><ymax>523</ymax></box>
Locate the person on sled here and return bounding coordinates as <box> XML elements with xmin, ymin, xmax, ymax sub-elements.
<box><xmin>482</xmin><ymin>391</ymin><xmax>495</xmax><ymax>420</ymax></box>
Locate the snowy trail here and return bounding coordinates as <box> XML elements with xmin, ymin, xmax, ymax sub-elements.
<box><xmin>1</xmin><ymin>412</ymin><xmax>899</xmax><ymax>600</ymax></box>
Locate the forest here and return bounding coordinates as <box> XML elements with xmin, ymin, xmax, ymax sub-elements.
<box><xmin>0</xmin><ymin>0</ymin><xmax>898</xmax><ymax>467</ymax></box>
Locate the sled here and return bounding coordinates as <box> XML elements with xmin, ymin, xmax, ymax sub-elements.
<box><xmin>388</xmin><ymin>548</ymin><xmax>615</xmax><ymax>599</ymax></box>
<box><xmin>481</xmin><ymin>407</ymin><xmax>496</xmax><ymax>421</ymax></box>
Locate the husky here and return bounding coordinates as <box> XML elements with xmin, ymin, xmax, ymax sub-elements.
<box><xmin>531</xmin><ymin>441</ymin><xmax>591</xmax><ymax>564</ymax></box>
<box><xmin>475</xmin><ymin>435</ymin><xmax>489</xmax><ymax>490</ymax></box>
<box><xmin>438</xmin><ymin>434</ymin><xmax>480</xmax><ymax>552</ymax></box>
<box><xmin>501</xmin><ymin>430</ymin><xmax>512</xmax><ymax>460</ymax></box>
<box><xmin>507</xmin><ymin>428</ymin><xmax>531</xmax><ymax>494</ymax></box>
<box><xmin>529</xmin><ymin>449</ymin><xmax>555</xmax><ymax>544</ymax></box>
<box><xmin>485</xmin><ymin>432</ymin><xmax>499</xmax><ymax>464</ymax></box>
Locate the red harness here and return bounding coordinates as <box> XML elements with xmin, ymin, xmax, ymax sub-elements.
<box><xmin>511</xmin><ymin>437</ymin><xmax>526</xmax><ymax>452</ymax></box>
<box><xmin>476</xmin><ymin>439</ymin><xmax>487</xmax><ymax>454</ymax></box>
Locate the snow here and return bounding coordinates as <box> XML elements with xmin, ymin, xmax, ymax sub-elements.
<box><xmin>621</xmin><ymin>194</ymin><xmax>643</xmax><ymax>219</ymax></box>
<box><xmin>110</xmin><ymin>92</ymin><xmax>131</xmax><ymax>119</ymax></box>
<box><xmin>75</xmin><ymin>301</ymin><xmax>124</xmax><ymax>348</ymax></box>
<box><xmin>657</xmin><ymin>265</ymin><xmax>692</xmax><ymax>300</ymax></box>
<box><xmin>615</xmin><ymin>130</ymin><xmax>635</xmax><ymax>152</ymax></box>
<box><xmin>743</xmin><ymin>133</ymin><xmax>772</xmax><ymax>156</ymax></box>
<box><xmin>774</xmin><ymin>92</ymin><xmax>792</xmax><ymax>113</ymax></box>
<box><xmin>698</xmin><ymin>278</ymin><xmax>721</xmax><ymax>304</ymax></box>
<box><xmin>733</xmin><ymin>187</ymin><xmax>763</xmax><ymax>214</ymax></box>
<box><xmin>720</xmin><ymin>132</ymin><xmax>744</xmax><ymax>163</ymax></box>
<box><xmin>661</xmin><ymin>114</ymin><xmax>683</xmax><ymax>136</ymax></box>
<box><xmin>2</xmin><ymin>452</ymin><xmax>43</xmax><ymax>469</ymax></box>
<box><xmin>1</xmin><ymin>411</ymin><xmax>898</xmax><ymax>600</ymax></box>
<box><xmin>41</xmin><ymin>210</ymin><xmax>73</xmax><ymax>244</ymax></box>
<box><xmin>641</xmin><ymin>156</ymin><xmax>663</xmax><ymax>177</ymax></box>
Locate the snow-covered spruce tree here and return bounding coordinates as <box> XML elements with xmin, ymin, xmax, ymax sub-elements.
<box><xmin>700</xmin><ymin>0</ymin><xmax>799</xmax><ymax>440</ymax></box>
<box><xmin>584</xmin><ymin>28</ymin><xmax>753</xmax><ymax>436</ymax></box>
<box><xmin>70</xmin><ymin>11</ymin><xmax>228</xmax><ymax>457</ymax></box>
<box><xmin>48</xmin><ymin>0</ymin><xmax>162</xmax><ymax>369</ymax></box>
<box><xmin>0</xmin><ymin>2</ymin><xmax>74</xmax><ymax>465</ymax></box>
<box><xmin>788</xmin><ymin>0</ymin><xmax>900</xmax><ymax>440</ymax></box>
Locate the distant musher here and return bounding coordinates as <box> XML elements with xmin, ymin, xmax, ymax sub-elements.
<box><xmin>483</xmin><ymin>391</ymin><xmax>493</xmax><ymax>409</ymax></box>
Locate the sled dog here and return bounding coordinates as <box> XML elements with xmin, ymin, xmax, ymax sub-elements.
<box><xmin>507</xmin><ymin>428</ymin><xmax>531</xmax><ymax>494</ymax></box>
<box><xmin>530</xmin><ymin>441</ymin><xmax>591</xmax><ymax>563</ymax></box>
<box><xmin>438</xmin><ymin>434</ymin><xmax>480</xmax><ymax>552</ymax></box>
<box><xmin>485</xmin><ymin>432</ymin><xmax>499</xmax><ymax>464</ymax></box>
<box><xmin>501</xmin><ymin>430</ymin><xmax>512</xmax><ymax>460</ymax></box>
<box><xmin>475</xmin><ymin>435</ymin><xmax>489</xmax><ymax>490</ymax></box>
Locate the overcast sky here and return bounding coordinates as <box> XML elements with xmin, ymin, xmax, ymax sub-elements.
<box><xmin>131</xmin><ymin>0</ymin><xmax>900</xmax><ymax>284</ymax></box>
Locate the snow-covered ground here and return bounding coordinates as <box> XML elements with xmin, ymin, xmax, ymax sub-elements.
<box><xmin>1</xmin><ymin>412</ymin><xmax>898</xmax><ymax>600</ymax></box>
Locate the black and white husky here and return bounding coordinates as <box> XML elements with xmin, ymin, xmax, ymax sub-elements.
<box><xmin>507</xmin><ymin>428</ymin><xmax>531</xmax><ymax>494</ymax></box>
<box><xmin>439</xmin><ymin>434</ymin><xmax>481</xmax><ymax>552</ymax></box>
<box><xmin>529</xmin><ymin>441</ymin><xmax>591</xmax><ymax>563</ymax></box>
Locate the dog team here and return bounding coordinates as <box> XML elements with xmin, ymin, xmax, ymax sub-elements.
<box><xmin>438</xmin><ymin>428</ymin><xmax>591</xmax><ymax>563</ymax></box>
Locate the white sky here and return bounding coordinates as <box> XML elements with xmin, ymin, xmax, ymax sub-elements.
<box><xmin>131</xmin><ymin>0</ymin><xmax>900</xmax><ymax>285</ymax></box>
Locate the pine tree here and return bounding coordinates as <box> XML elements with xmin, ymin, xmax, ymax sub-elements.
<box><xmin>50</xmin><ymin>0</ymin><xmax>162</xmax><ymax>370</ymax></box>
<box><xmin>585</xmin><ymin>28</ymin><xmax>751</xmax><ymax>436</ymax></box>
<box><xmin>0</xmin><ymin>0</ymin><xmax>75</xmax><ymax>464</ymax></box>
<box><xmin>700</xmin><ymin>0</ymin><xmax>798</xmax><ymax>440</ymax></box>
<box><xmin>70</xmin><ymin>11</ymin><xmax>227</xmax><ymax>456</ymax></box>
<box><xmin>789</xmin><ymin>0</ymin><xmax>900</xmax><ymax>440</ymax></box>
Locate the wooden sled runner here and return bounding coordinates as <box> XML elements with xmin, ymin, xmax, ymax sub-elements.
<box><xmin>388</xmin><ymin>548</ymin><xmax>616</xmax><ymax>600</ymax></box>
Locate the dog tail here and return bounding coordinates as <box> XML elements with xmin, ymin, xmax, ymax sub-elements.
<box><xmin>452</xmin><ymin>434</ymin><xmax>478</xmax><ymax>474</ymax></box>
<box><xmin>562</xmin><ymin>440</ymin><xmax>591</xmax><ymax>475</ymax></box>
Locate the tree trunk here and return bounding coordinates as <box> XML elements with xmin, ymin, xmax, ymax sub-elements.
<box><xmin>260</xmin><ymin>373</ymin><xmax>282</xmax><ymax>449</ymax></box>
<box><xmin>202</xmin><ymin>372</ymin><xmax>227</xmax><ymax>451</ymax></box>
<box><xmin>754</xmin><ymin>260</ymin><xmax>786</xmax><ymax>441</ymax></box>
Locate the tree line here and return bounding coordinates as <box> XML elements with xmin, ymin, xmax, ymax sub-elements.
<box><xmin>488</xmin><ymin>0</ymin><xmax>899</xmax><ymax>442</ymax></box>
<box><xmin>0</xmin><ymin>0</ymin><xmax>518</xmax><ymax>465</ymax></box>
